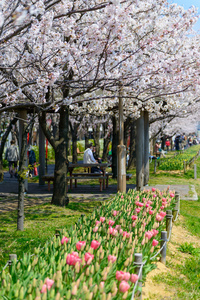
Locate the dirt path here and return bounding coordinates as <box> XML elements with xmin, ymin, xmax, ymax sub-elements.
<box><xmin>143</xmin><ymin>215</ymin><xmax>200</xmax><ymax>299</ymax></box>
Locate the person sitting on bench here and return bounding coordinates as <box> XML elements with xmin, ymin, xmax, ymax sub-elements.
<box><xmin>83</xmin><ymin>143</ymin><xmax>102</xmax><ymax>173</ymax></box>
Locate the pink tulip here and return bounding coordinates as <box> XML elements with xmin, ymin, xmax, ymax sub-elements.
<box><xmin>85</xmin><ymin>252</ymin><xmax>94</xmax><ymax>263</ymax></box>
<box><xmin>142</xmin><ymin>197</ymin><xmax>146</xmax><ymax>202</ymax></box>
<box><xmin>160</xmin><ymin>206</ymin><xmax>165</xmax><ymax>210</ymax></box>
<box><xmin>91</xmin><ymin>240</ymin><xmax>100</xmax><ymax>249</ymax></box>
<box><xmin>149</xmin><ymin>210</ymin><xmax>154</xmax><ymax>215</ymax></box>
<box><xmin>160</xmin><ymin>211</ymin><xmax>166</xmax><ymax>218</ymax></box>
<box><xmin>130</xmin><ymin>274</ymin><xmax>139</xmax><ymax>283</ymax></box>
<box><xmin>135</xmin><ymin>201</ymin><xmax>140</xmax><ymax>206</ymax></box>
<box><xmin>96</xmin><ymin>220</ymin><xmax>101</xmax><ymax>226</ymax></box>
<box><xmin>156</xmin><ymin>214</ymin><xmax>163</xmax><ymax>222</ymax></box>
<box><xmin>119</xmin><ymin>228</ymin><xmax>123</xmax><ymax>234</ymax></box>
<box><xmin>109</xmin><ymin>227</ymin><xmax>118</xmax><ymax>236</ymax></box>
<box><xmin>141</xmin><ymin>238</ymin><xmax>145</xmax><ymax>245</ymax></box>
<box><xmin>135</xmin><ymin>208</ymin><xmax>140</xmax><ymax>214</ymax></box>
<box><xmin>76</xmin><ymin>241</ymin><xmax>86</xmax><ymax>251</ymax></box>
<box><xmin>152</xmin><ymin>187</ymin><xmax>156</xmax><ymax>192</ymax></box>
<box><xmin>162</xmin><ymin>197</ymin><xmax>167</xmax><ymax>202</ymax></box>
<box><xmin>93</xmin><ymin>226</ymin><xmax>99</xmax><ymax>233</ymax></box>
<box><xmin>153</xmin><ymin>194</ymin><xmax>156</xmax><ymax>198</ymax></box>
<box><xmin>123</xmin><ymin>231</ymin><xmax>130</xmax><ymax>238</ymax></box>
<box><xmin>132</xmin><ymin>222</ymin><xmax>136</xmax><ymax>227</ymax></box>
<box><xmin>152</xmin><ymin>239</ymin><xmax>159</xmax><ymax>247</ymax></box>
<box><xmin>123</xmin><ymin>272</ymin><xmax>130</xmax><ymax>281</ymax></box>
<box><xmin>66</xmin><ymin>253</ymin><xmax>82</xmax><ymax>266</ymax></box>
<box><xmin>113</xmin><ymin>210</ymin><xmax>119</xmax><ymax>216</ymax></box>
<box><xmin>100</xmin><ymin>217</ymin><xmax>105</xmax><ymax>223</ymax></box>
<box><xmin>152</xmin><ymin>229</ymin><xmax>159</xmax><ymax>237</ymax></box>
<box><xmin>121</xmin><ymin>195</ymin><xmax>124</xmax><ymax>199</ymax></box>
<box><xmin>45</xmin><ymin>278</ymin><xmax>54</xmax><ymax>289</ymax></box>
<box><xmin>145</xmin><ymin>231</ymin><xmax>153</xmax><ymax>240</ymax></box>
<box><xmin>115</xmin><ymin>225</ymin><xmax>121</xmax><ymax>231</ymax></box>
<box><xmin>108</xmin><ymin>255</ymin><xmax>117</xmax><ymax>263</ymax></box>
<box><xmin>71</xmin><ymin>251</ymin><xmax>79</xmax><ymax>257</ymax></box>
<box><xmin>108</xmin><ymin>220</ymin><xmax>115</xmax><ymax>226</ymax></box>
<box><xmin>146</xmin><ymin>203</ymin><xmax>149</xmax><ymax>208</ymax></box>
<box><xmin>131</xmin><ymin>215</ymin><xmax>137</xmax><ymax>221</ymax></box>
<box><xmin>170</xmin><ymin>193</ymin><xmax>175</xmax><ymax>198</ymax></box>
<box><xmin>41</xmin><ymin>284</ymin><xmax>47</xmax><ymax>293</ymax></box>
<box><xmin>99</xmin><ymin>282</ymin><xmax>105</xmax><ymax>290</ymax></box>
<box><xmin>119</xmin><ymin>281</ymin><xmax>130</xmax><ymax>293</ymax></box>
<box><xmin>116</xmin><ymin>271</ymin><xmax>125</xmax><ymax>281</ymax></box>
<box><xmin>61</xmin><ymin>236</ymin><xmax>69</xmax><ymax>245</ymax></box>
<box><xmin>138</xmin><ymin>202</ymin><xmax>144</xmax><ymax>207</ymax></box>
<box><xmin>147</xmin><ymin>200</ymin><xmax>153</xmax><ymax>205</ymax></box>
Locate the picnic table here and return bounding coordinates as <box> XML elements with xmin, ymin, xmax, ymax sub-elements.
<box><xmin>68</xmin><ymin>162</ymin><xmax>111</xmax><ymax>191</ymax></box>
<box><xmin>42</xmin><ymin>162</ymin><xmax>112</xmax><ymax>192</ymax></box>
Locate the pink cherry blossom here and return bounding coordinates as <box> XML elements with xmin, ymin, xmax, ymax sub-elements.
<box><xmin>119</xmin><ymin>281</ymin><xmax>130</xmax><ymax>293</ymax></box>
<box><xmin>91</xmin><ymin>240</ymin><xmax>100</xmax><ymax>249</ymax></box>
<box><xmin>152</xmin><ymin>239</ymin><xmax>159</xmax><ymax>247</ymax></box>
<box><xmin>130</xmin><ymin>274</ymin><xmax>139</xmax><ymax>283</ymax></box>
<box><xmin>76</xmin><ymin>241</ymin><xmax>86</xmax><ymax>251</ymax></box>
<box><xmin>61</xmin><ymin>236</ymin><xmax>69</xmax><ymax>245</ymax></box>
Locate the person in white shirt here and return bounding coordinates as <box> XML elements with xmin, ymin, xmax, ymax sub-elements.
<box><xmin>83</xmin><ymin>143</ymin><xmax>102</xmax><ymax>173</ymax></box>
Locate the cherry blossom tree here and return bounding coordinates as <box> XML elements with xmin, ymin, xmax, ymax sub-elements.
<box><xmin>0</xmin><ymin>0</ymin><xmax>200</xmax><ymax>210</ymax></box>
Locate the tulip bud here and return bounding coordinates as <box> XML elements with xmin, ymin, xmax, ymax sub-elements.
<box><xmin>93</xmin><ymin>284</ymin><xmax>98</xmax><ymax>294</ymax></box>
<box><xmin>45</xmin><ymin>247</ymin><xmax>49</xmax><ymax>255</ymax></box>
<box><xmin>89</xmin><ymin>277</ymin><xmax>93</xmax><ymax>286</ymax></box>
<box><xmin>41</xmin><ymin>293</ymin><xmax>47</xmax><ymax>300</ymax></box>
<box><xmin>28</xmin><ymin>295</ymin><xmax>33</xmax><ymax>300</ymax></box>
<box><xmin>14</xmin><ymin>286</ymin><xmax>19</xmax><ymax>297</ymax></box>
<box><xmin>122</xmin><ymin>291</ymin><xmax>128</xmax><ymax>299</ymax></box>
<box><xmin>72</xmin><ymin>284</ymin><xmax>77</xmax><ymax>295</ymax></box>
<box><xmin>55</xmin><ymin>292</ymin><xmax>61</xmax><ymax>300</ymax></box>
<box><xmin>111</xmin><ymin>281</ymin><xmax>117</xmax><ymax>293</ymax></box>
<box><xmin>86</xmin><ymin>267</ymin><xmax>90</xmax><ymax>276</ymax></box>
<box><xmin>107</xmin><ymin>293</ymin><xmax>112</xmax><ymax>300</ymax></box>
<box><xmin>75</xmin><ymin>262</ymin><xmax>80</xmax><ymax>273</ymax></box>
<box><xmin>101</xmin><ymin>293</ymin><xmax>106</xmax><ymax>300</ymax></box>
<box><xmin>66</xmin><ymin>290</ymin><xmax>71</xmax><ymax>300</ymax></box>
<box><xmin>124</xmin><ymin>258</ymin><xmax>129</xmax><ymax>267</ymax></box>
<box><xmin>49</xmin><ymin>289</ymin><xmax>55</xmax><ymax>298</ymax></box>
<box><xmin>95</xmin><ymin>262</ymin><xmax>100</xmax><ymax>272</ymax></box>
<box><xmin>99</xmin><ymin>281</ymin><xmax>104</xmax><ymax>293</ymax></box>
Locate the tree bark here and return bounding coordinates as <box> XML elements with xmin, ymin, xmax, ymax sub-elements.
<box><xmin>52</xmin><ymin>106</ymin><xmax>69</xmax><ymax>206</ymax></box>
<box><xmin>112</xmin><ymin>115</ymin><xmax>118</xmax><ymax>178</ymax></box>
<box><xmin>85</xmin><ymin>133</ymin><xmax>89</xmax><ymax>150</ymax></box>
<box><xmin>136</xmin><ymin>112</ymin><xmax>144</xmax><ymax>190</ymax></box>
<box><xmin>143</xmin><ymin>111</ymin><xmax>149</xmax><ymax>186</ymax></box>
<box><xmin>93</xmin><ymin>123</ymin><xmax>100</xmax><ymax>156</ymax></box>
<box><xmin>102</xmin><ymin>123</ymin><xmax>110</xmax><ymax>162</ymax></box>
<box><xmin>70</xmin><ymin>122</ymin><xmax>78</xmax><ymax>163</ymax></box>
<box><xmin>17</xmin><ymin>117</ymin><xmax>28</xmax><ymax>231</ymax></box>
<box><xmin>128</xmin><ymin>119</ymin><xmax>136</xmax><ymax>169</ymax></box>
<box><xmin>0</xmin><ymin>117</ymin><xmax>17</xmax><ymax>182</ymax></box>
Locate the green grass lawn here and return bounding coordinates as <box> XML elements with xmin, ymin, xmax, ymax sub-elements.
<box><xmin>0</xmin><ymin>201</ymin><xmax>102</xmax><ymax>269</ymax></box>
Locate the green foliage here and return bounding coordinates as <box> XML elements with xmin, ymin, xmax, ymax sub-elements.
<box><xmin>32</xmin><ymin>146</ymin><xmax>55</xmax><ymax>162</ymax></box>
<box><xmin>2</xmin><ymin>159</ymin><xmax>8</xmax><ymax>168</ymax></box>
<box><xmin>178</xmin><ymin>242</ymin><xmax>199</xmax><ymax>255</ymax></box>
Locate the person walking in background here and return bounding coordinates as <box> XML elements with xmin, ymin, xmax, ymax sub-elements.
<box><xmin>28</xmin><ymin>146</ymin><xmax>36</xmax><ymax>177</ymax></box>
<box><xmin>5</xmin><ymin>140</ymin><xmax>19</xmax><ymax>178</ymax></box>
<box><xmin>165</xmin><ymin>138</ymin><xmax>170</xmax><ymax>152</ymax></box>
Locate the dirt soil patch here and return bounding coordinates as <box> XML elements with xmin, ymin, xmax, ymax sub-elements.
<box><xmin>142</xmin><ymin>215</ymin><xmax>200</xmax><ymax>299</ymax></box>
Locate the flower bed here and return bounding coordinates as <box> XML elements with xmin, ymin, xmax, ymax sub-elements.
<box><xmin>0</xmin><ymin>189</ymin><xmax>175</xmax><ymax>300</ymax></box>
<box><xmin>158</xmin><ymin>153</ymin><xmax>195</xmax><ymax>170</ymax></box>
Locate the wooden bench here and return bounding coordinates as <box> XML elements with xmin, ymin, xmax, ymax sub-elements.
<box><xmin>42</xmin><ymin>173</ymin><xmax>113</xmax><ymax>192</ymax></box>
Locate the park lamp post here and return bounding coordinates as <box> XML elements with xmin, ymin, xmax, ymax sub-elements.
<box><xmin>117</xmin><ymin>84</ymin><xmax>126</xmax><ymax>193</ymax></box>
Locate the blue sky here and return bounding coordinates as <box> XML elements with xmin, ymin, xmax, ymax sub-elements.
<box><xmin>172</xmin><ymin>0</ymin><xmax>200</xmax><ymax>31</ymax></box>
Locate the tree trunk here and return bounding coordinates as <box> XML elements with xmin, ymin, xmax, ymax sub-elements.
<box><xmin>17</xmin><ymin>118</ymin><xmax>28</xmax><ymax>231</ymax></box>
<box><xmin>85</xmin><ymin>133</ymin><xmax>89</xmax><ymax>150</ymax></box>
<box><xmin>128</xmin><ymin>119</ymin><xmax>136</xmax><ymax>169</ymax></box>
<box><xmin>93</xmin><ymin>124</ymin><xmax>100</xmax><ymax>156</ymax></box>
<box><xmin>0</xmin><ymin>117</ymin><xmax>17</xmax><ymax>182</ymax></box>
<box><xmin>52</xmin><ymin>106</ymin><xmax>69</xmax><ymax>206</ymax></box>
<box><xmin>112</xmin><ymin>115</ymin><xmax>118</xmax><ymax>178</ymax></box>
<box><xmin>124</xmin><ymin>117</ymin><xmax>131</xmax><ymax>150</ymax></box>
<box><xmin>136</xmin><ymin>112</ymin><xmax>144</xmax><ymax>190</ymax></box>
<box><xmin>143</xmin><ymin>111</ymin><xmax>149</xmax><ymax>186</ymax></box>
<box><xmin>71</xmin><ymin>124</ymin><xmax>78</xmax><ymax>163</ymax></box>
